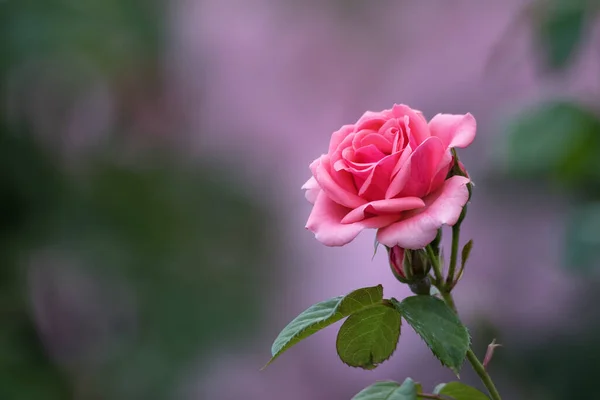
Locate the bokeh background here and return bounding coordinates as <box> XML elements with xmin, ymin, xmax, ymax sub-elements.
<box><xmin>1</xmin><ymin>0</ymin><xmax>600</xmax><ymax>399</ymax></box>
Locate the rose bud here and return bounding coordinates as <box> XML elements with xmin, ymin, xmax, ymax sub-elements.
<box><xmin>388</xmin><ymin>245</ymin><xmax>408</xmax><ymax>282</ymax></box>
<box><xmin>388</xmin><ymin>246</ymin><xmax>432</xmax><ymax>284</ymax></box>
<box><xmin>403</xmin><ymin>248</ymin><xmax>431</xmax><ymax>280</ymax></box>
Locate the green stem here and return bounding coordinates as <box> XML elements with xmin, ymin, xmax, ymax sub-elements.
<box><xmin>466</xmin><ymin>349</ymin><xmax>502</xmax><ymax>400</ymax></box>
<box><xmin>426</xmin><ymin>245</ymin><xmax>444</xmax><ymax>285</ymax></box>
<box><xmin>445</xmin><ymin>223</ymin><xmax>461</xmax><ymax>288</ymax></box>
<box><xmin>440</xmin><ymin>291</ymin><xmax>457</xmax><ymax>313</ymax></box>
<box><xmin>435</xmin><ymin>212</ymin><xmax>501</xmax><ymax>400</ymax></box>
<box><xmin>440</xmin><ymin>293</ymin><xmax>501</xmax><ymax>400</ymax></box>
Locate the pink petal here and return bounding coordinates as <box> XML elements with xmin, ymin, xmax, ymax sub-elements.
<box><xmin>311</xmin><ymin>156</ymin><xmax>365</xmax><ymax>209</ymax></box>
<box><xmin>301</xmin><ymin>176</ymin><xmax>321</xmax><ymax>204</ymax></box>
<box><xmin>330</xmin><ymin>131</ymin><xmax>357</xmax><ymax>168</ymax></box>
<box><xmin>429</xmin><ymin>113</ymin><xmax>476</xmax><ymax>149</ymax></box>
<box><xmin>341</xmin><ymin>197</ymin><xmax>425</xmax><ymax>224</ymax></box>
<box><xmin>353</xmin><ymin>144</ymin><xmax>386</xmax><ymax>164</ymax></box>
<box><xmin>355</xmin><ymin>110</ymin><xmax>392</xmax><ymax>131</ymax></box>
<box><xmin>377</xmin><ymin>176</ymin><xmax>470</xmax><ymax>249</ymax></box>
<box><xmin>306</xmin><ymin>191</ymin><xmax>399</xmax><ymax>247</ymax></box>
<box><xmin>358</xmin><ymin>151</ymin><xmax>403</xmax><ymax>201</ymax></box>
<box><xmin>328</xmin><ymin>125</ymin><xmax>355</xmax><ymax>153</ymax></box>
<box><xmin>379</xmin><ymin>118</ymin><xmax>402</xmax><ymax>143</ymax></box>
<box><xmin>391</xmin><ymin>104</ymin><xmax>430</xmax><ymax>145</ymax></box>
<box><xmin>357</xmin><ymin>132</ymin><xmax>393</xmax><ymax>155</ymax></box>
<box><xmin>385</xmin><ymin>136</ymin><xmax>445</xmax><ymax>199</ymax></box>
<box><xmin>429</xmin><ymin>149</ymin><xmax>454</xmax><ymax>192</ymax></box>
<box><xmin>391</xmin><ymin>143</ymin><xmax>413</xmax><ymax>176</ymax></box>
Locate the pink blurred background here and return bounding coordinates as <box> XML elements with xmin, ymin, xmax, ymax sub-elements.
<box><xmin>2</xmin><ymin>1</ymin><xmax>600</xmax><ymax>399</ymax></box>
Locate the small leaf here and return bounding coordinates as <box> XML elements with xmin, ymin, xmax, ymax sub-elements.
<box><xmin>265</xmin><ymin>285</ymin><xmax>383</xmax><ymax>367</ymax></box>
<box><xmin>437</xmin><ymin>382</ymin><xmax>489</xmax><ymax>399</ymax></box>
<box><xmin>393</xmin><ymin>296</ymin><xmax>470</xmax><ymax>374</ymax></box>
<box><xmin>454</xmin><ymin>240</ymin><xmax>474</xmax><ymax>286</ymax></box>
<box><xmin>461</xmin><ymin>240</ymin><xmax>473</xmax><ymax>269</ymax></box>
<box><xmin>336</xmin><ymin>304</ymin><xmax>401</xmax><ymax>369</ymax></box>
<box><xmin>352</xmin><ymin>378</ymin><xmax>418</xmax><ymax>400</ymax></box>
<box><xmin>373</xmin><ymin>238</ymin><xmax>380</xmax><ymax>260</ymax></box>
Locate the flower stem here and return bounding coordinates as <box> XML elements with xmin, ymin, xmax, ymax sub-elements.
<box><xmin>437</xmin><ymin>220</ymin><xmax>502</xmax><ymax>400</ymax></box>
<box><xmin>439</xmin><ymin>290</ymin><xmax>501</xmax><ymax>400</ymax></box>
<box><xmin>466</xmin><ymin>348</ymin><xmax>502</xmax><ymax>400</ymax></box>
<box><xmin>426</xmin><ymin>245</ymin><xmax>444</xmax><ymax>286</ymax></box>
<box><xmin>445</xmin><ymin>223</ymin><xmax>461</xmax><ymax>288</ymax></box>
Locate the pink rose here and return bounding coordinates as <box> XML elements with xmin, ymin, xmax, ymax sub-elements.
<box><xmin>302</xmin><ymin>104</ymin><xmax>475</xmax><ymax>249</ymax></box>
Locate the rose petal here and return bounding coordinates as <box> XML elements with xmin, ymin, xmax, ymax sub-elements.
<box><xmin>429</xmin><ymin>113</ymin><xmax>476</xmax><ymax>149</ymax></box>
<box><xmin>429</xmin><ymin>149</ymin><xmax>454</xmax><ymax>192</ymax></box>
<box><xmin>341</xmin><ymin>197</ymin><xmax>425</xmax><ymax>224</ymax></box>
<box><xmin>392</xmin><ymin>104</ymin><xmax>430</xmax><ymax>145</ymax></box>
<box><xmin>358</xmin><ymin>151</ymin><xmax>402</xmax><ymax>201</ymax></box>
<box><xmin>306</xmin><ymin>191</ymin><xmax>399</xmax><ymax>247</ymax></box>
<box><xmin>311</xmin><ymin>156</ymin><xmax>365</xmax><ymax>209</ymax></box>
<box><xmin>330</xmin><ymin>131</ymin><xmax>357</xmax><ymax>169</ymax></box>
<box><xmin>376</xmin><ymin>176</ymin><xmax>470</xmax><ymax>249</ymax></box>
<box><xmin>355</xmin><ymin>109</ymin><xmax>393</xmax><ymax>131</ymax></box>
<box><xmin>301</xmin><ymin>176</ymin><xmax>321</xmax><ymax>204</ymax></box>
<box><xmin>353</xmin><ymin>144</ymin><xmax>386</xmax><ymax>164</ymax></box>
<box><xmin>328</xmin><ymin>125</ymin><xmax>355</xmax><ymax>153</ymax></box>
<box><xmin>357</xmin><ymin>132</ymin><xmax>393</xmax><ymax>155</ymax></box>
<box><xmin>385</xmin><ymin>136</ymin><xmax>445</xmax><ymax>199</ymax></box>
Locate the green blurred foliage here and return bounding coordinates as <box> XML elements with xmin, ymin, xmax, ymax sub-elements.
<box><xmin>0</xmin><ymin>0</ymin><xmax>162</xmax><ymax>76</ymax></box>
<box><xmin>493</xmin><ymin>1</ymin><xmax>600</xmax><ymax>398</ymax></box>
<box><xmin>0</xmin><ymin>1</ymin><xmax>274</xmax><ymax>399</ymax></box>
<box><xmin>505</xmin><ymin>100</ymin><xmax>600</xmax><ymax>190</ymax></box>
<box><xmin>534</xmin><ymin>0</ymin><xmax>591</xmax><ymax>71</ymax></box>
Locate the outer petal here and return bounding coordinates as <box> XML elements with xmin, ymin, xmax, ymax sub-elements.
<box><xmin>341</xmin><ymin>197</ymin><xmax>425</xmax><ymax>224</ymax></box>
<box><xmin>385</xmin><ymin>136</ymin><xmax>445</xmax><ymax>199</ymax></box>
<box><xmin>311</xmin><ymin>156</ymin><xmax>365</xmax><ymax>209</ymax></box>
<box><xmin>301</xmin><ymin>176</ymin><xmax>320</xmax><ymax>204</ymax></box>
<box><xmin>328</xmin><ymin>124</ymin><xmax>355</xmax><ymax>153</ymax></box>
<box><xmin>429</xmin><ymin>149</ymin><xmax>454</xmax><ymax>193</ymax></box>
<box><xmin>429</xmin><ymin>113</ymin><xmax>476</xmax><ymax>149</ymax></box>
<box><xmin>377</xmin><ymin>176</ymin><xmax>470</xmax><ymax>249</ymax></box>
<box><xmin>306</xmin><ymin>191</ymin><xmax>400</xmax><ymax>247</ymax></box>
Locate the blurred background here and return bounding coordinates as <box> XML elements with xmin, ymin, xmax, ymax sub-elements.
<box><xmin>1</xmin><ymin>0</ymin><xmax>599</xmax><ymax>399</ymax></box>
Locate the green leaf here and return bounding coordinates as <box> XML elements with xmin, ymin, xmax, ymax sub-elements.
<box><xmin>265</xmin><ymin>285</ymin><xmax>383</xmax><ymax>367</ymax></box>
<box><xmin>336</xmin><ymin>304</ymin><xmax>401</xmax><ymax>369</ymax></box>
<box><xmin>436</xmin><ymin>382</ymin><xmax>489</xmax><ymax>399</ymax></box>
<box><xmin>351</xmin><ymin>378</ymin><xmax>418</xmax><ymax>400</ymax></box>
<box><xmin>393</xmin><ymin>296</ymin><xmax>470</xmax><ymax>374</ymax></box>
<box><xmin>504</xmin><ymin>101</ymin><xmax>600</xmax><ymax>186</ymax></box>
